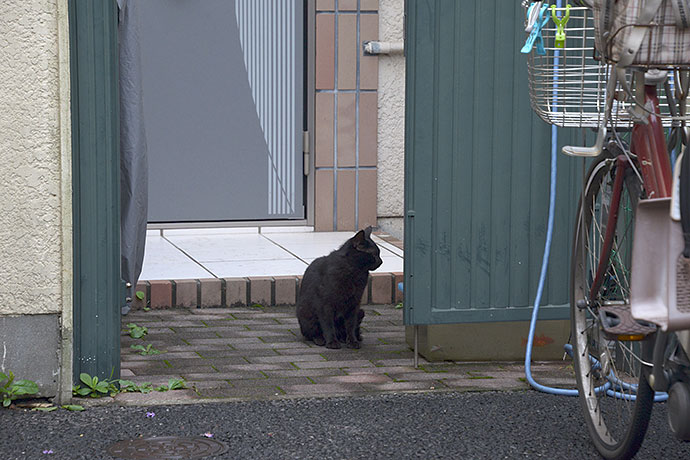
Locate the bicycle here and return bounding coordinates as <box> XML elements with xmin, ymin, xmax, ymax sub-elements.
<box><xmin>523</xmin><ymin>1</ymin><xmax>690</xmax><ymax>459</ymax></box>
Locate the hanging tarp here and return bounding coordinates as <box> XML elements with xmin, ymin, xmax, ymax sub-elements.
<box><xmin>117</xmin><ymin>0</ymin><xmax>147</xmax><ymax>313</ymax></box>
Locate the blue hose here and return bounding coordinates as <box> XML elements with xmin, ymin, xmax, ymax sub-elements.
<box><xmin>522</xmin><ymin>123</ymin><xmax>667</xmax><ymax>401</ymax></box>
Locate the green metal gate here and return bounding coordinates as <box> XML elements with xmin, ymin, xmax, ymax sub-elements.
<box><xmin>404</xmin><ymin>0</ymin><xmax>587</xmax><ymax>325</ymax></box>
<box><xmin>69</xmin><ymin>0</ymin><xmax>123</xmax><ymax>381</ymax></box>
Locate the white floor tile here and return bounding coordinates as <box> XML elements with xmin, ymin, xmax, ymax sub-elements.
<box><xmin>163</xmin><ymin>227</ymin><xmax>258</xmax><ymax>236</ymax></box>
<box><xmin>374</xmin><ymin>256</ymin><xmax>404</xmax><ymax>273</ymax></box>
<box><xmin>204</xmin><ymin>259</ymin><xmax>309</xmax><ymax>278</ymax></box>
<box><xmin>372</xmin><ymin>237</ymin><xmax>404</xmax><ymax>257</ymax></box>
<box><xmin>262</xmin><ymin>232</ymin><xmax>354</xmax><ymax>246</ymax></box>
<box><xmin>259</xmin><ymin>226</ymin><xmax>314</xmax><ymax>233</ymax></box>
<box><xmin>139</xmin><ymin>231</ymin><xmax>405</xmax><ymax>281</ymax></box>
<box><xmin>165</xmin><ymin>234</ymin><xmax>294</xmax><ymax>262</ymax></box>
<box><xmin>139</xmin><ymin>236</ymin><xmax>213</xmax><ymax>280</ymax></box>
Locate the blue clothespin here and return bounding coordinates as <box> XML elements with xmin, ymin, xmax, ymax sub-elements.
<box><xmin>521</xmin><ymin>3</ymin><xmax>551</xmax><ymax>55</ymax></box>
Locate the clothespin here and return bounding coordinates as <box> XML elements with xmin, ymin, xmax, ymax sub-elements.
<box><xmin>551</xmin><ymin>4</ymin><xmax>571</xmax><ymax>49</ymax></box>
<box><xmin>521</xmin><ymin>3</ymin><xmax>551</xmax><ymax>55</ymax></box>
<box><xmin>525</xmin><ymin>1</ymin><xmax>543</xmax><ymax>33</ymax></box>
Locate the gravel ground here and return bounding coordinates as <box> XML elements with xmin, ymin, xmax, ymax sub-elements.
<box><xmin>1</xmin><ymin>391</ymin><xmax>688</xmax><ymax>459</ymax></box>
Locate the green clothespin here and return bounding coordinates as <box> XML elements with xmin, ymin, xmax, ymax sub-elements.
<box><xmin>551</xmin><ymin>4</ymin><xmax>571</xmax><ymax>49</ymax></box>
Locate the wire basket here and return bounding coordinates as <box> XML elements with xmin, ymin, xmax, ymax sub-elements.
<box><xmin>524</xmin><ymin>3</ymin><xmax>690</xmax><ymax>130</ymax></box>
<box><xmin>525</xmin><ymin>5</ymin><xmax>614</xmax><ymax>128</ymax></box>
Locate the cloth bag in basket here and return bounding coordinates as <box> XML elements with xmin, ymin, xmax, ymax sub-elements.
<box><xmin>592</xmin><ymin>0</ymin><xmax>690</xmax><ymax>67</ymax></box>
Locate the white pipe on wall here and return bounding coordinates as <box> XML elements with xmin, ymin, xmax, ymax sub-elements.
<box><xmin>363</xmin><ymin>40</ymin><xmax>404</xmax><ymax>55</ymax></box>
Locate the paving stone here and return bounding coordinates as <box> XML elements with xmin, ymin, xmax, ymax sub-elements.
<box><xmin>372</xmin><ymin>358</ymin><xmax>429</xmax><ymax>367</ymax></box>
<box><xmin>120</xmin><ymin>369</ymin><xmax>135</xmax><ymax>378</ymax></box>
<box><xmin>386</xmin><ymin>372</ymin><xmax>451</xmax><ymax>382</ymax></box>
<box><xmin>119</xmin><ymin>305</ymin><xmax>573</xmax><ymax>403</ymax></box>
<box><xmin>181</xmin><ymin>372</ymin><xmax>255</xmax><ymax>381</ymax></box>
<box><xmin>270</xmin><ymin>347</ymin><xmax>325</xmax><ymax>356</ymax></box>
<box><xmin>262</xmin><ymin>368</ymin><xmax>347</xmax><ymax>379</ymax></box>
<box><xmin>190</xmin><ymin>356</ymin><xmax>248</xmax><ymax>366</ymax></box>
<box><xmin>149</xmin><ymin>280</ymin><xmax>172</xmax><ymax>308</ymax></box>
<box><xmin>256</xmin><ymin>335</ymin><xmax>302</xmax><ymax>343</ymax></box>
<box><xmin>250</xmin><ymin>355</ymin><xmax>327</xmax><ymax>364</ymax></box>
<box><xmin>196</xmin><ymin>386</ymin><xmax>280</xmax><ymax>399</ymax></box>
<box><xmin>204</xmin><ymin>357</ymin><xmax>260</xmax><ymax>367</ymax></box>
<box><xmin>133</xmin><ymin>281</ymin><xmax>149</xmax><ymax>310</ymax></box>
<box><xmin>249</xmin><ymin>277</ymin><xmax>273</xmax><ymax>306</ymax></box>
<box><xmin>190</xmin><ymin>380</ymin><xmax>232</xmax><ymax>390</ymax></box>
<box><xmin>274</xmin><ymin>276</ymin><xmax>298</xmax><ymax>305</ymax></box>
<box><xmin>224</xmin><ymin>278</ymin><xmax>248</xmax><ymax>306</ymax></box>
<box><xmin>168</xmin><ymin>330</ymin><xmax>221</xmax><ymax>340</ymax></box>
<box><xmin>114</xmin><ymin>389</ymin><xmax>198</xmax><ymax>404</ymax></box>
<box><xmin>370</xmin><ymin>272</ymin><xmax>393</xmax><ymax>304</ymax></box>
<box><xmin>122</xmin><ymin>351</ymin><xmax>200</xmax><ymax>361</ymax></box>
<box><xmin>158</xmin><ymin>320</ymin><xmax>208</xmax><ymax>327</ymax></box>
<box><xmin>175</xmin><ymin>279</ymin><xmax>198</xmax><ymax>308</ymax></box>
<box><xmin>359</xmin><ymin>381</ymin><xmax>437</xmax><ymax>392</ymax></box>
<box><xmin>294</xmin><ymin>360</ymin><xmax>375</xmax><ymax>369</ymax></box>
<box><xmin>200</xmin><ymin>278</ymin><xmax>222</xmax><ymax>307</ymax></box>
<box><xmin>224</xmin><ymin>363</ymin><xmax>295</xmax><ymax>372</ymax></box>
<box><xmin>319</xmin><ymin>373</ymin><xmax>393</xmax><ymax>384</ymax></box>
<box><xmin>183</xmin><ymin>338</ymin><xmax>241</xmax><ymax>346</ymax></box>
<box><xmin>342</xmin><ymin>366</ymin><xmax>417</xmax><ymax>375</ymax></box>
<box><xmin>194</xmin><ymin>349</ymin><xmax>241</xmax><ymax>359</ymax></box>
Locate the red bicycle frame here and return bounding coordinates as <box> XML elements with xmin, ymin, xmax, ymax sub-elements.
<box><xmin>588</xmin><ymin>83</ymin><xmax>674</xmax><ymax>302</ymax></box>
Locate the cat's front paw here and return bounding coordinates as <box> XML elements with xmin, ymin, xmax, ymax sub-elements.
<box><xmin>325</xmin><ymin>340</ymin><xmax>341</xmax><ymax>349</ymax></box>
<box><xmin>346</xmin><ymin>340</ymin><xmax>361</xmax><ymax>349</ymax></box>
<box><xmin>313</xmin><ymin>336</ymin><xmax>326</xmax><ymax>346</ymax></box>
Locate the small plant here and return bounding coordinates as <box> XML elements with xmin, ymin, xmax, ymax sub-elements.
<box><xmin>130</xmin><ymin>344</ymin><xmax>161</xmax><ymax>356</ymax></box>
<box><xmin>62</xmin><ymin>404</ymin><xmax>85</xmax><ymax>411</ymax></box>
<box><xmin>118</xmin><ymin>380</ymin><xmax>154</xmax><ymax>394</ymax></box>
<box><xmin>162</xmin><ymin>378</ymin><xmax>186</xmax><ymax>391</ymax></box>
<box><xmin>1</xmin><ymin>371</ymin><xmax>39</xmax><ymax>407</ymax></box>
<box><xmin>135</xmin><ymin>291</ymin><xmax>145</xmax><ymax>301</ymax></box>
<box><xmin>118</xmin><ymin>378</ymin><xmax>186</xmax><ymax>394</ymax></box>
<box><xmin>33</xmin><ymin>406</ymin><xmax>58</xmax><ymax>412</ymax></box>
<box><xmin>127</xmin><ymin>323</ymin><xmax>148</xmax><ymax>339</ymax></box>
<box><xmin>394</xmin><ymin>302</ymin><xmax>403</xmax><ymax>309</ymax></box>
<box><xmin>72</xmin><ymin>373</ymin><xmax>119</xmax><ymax>398</ymax></box>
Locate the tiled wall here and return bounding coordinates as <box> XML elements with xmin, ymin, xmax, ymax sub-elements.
<box><xmin>314</xmin><ymin>0</ymin><xmax>379</xmax><ymax>231</ymax></box>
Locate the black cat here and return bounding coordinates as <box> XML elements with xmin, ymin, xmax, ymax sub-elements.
<box><xmin>296</xmin><ymin>226</ymin><xmax>382</xmax><ymax>349</ymax></box>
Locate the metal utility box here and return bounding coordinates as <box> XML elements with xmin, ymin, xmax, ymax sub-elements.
<box><xmin>404</xmin><ymin>0</ymin><xmax>586</xmax><ymax>359</ymax></box>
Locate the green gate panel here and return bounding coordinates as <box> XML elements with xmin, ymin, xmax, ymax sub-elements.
<box><xmin>404</xmin><ymin>0</ymin><xmax>588</xmax><ymax>325</ymax></box>
<box><xmin>69</xmin><ymin>0</ymin><xmax>123</xmax><ymax>380</ymax></box>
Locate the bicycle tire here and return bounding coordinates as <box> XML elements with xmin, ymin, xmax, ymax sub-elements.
<box><xmin>570</xmin><ymin>147</ymin><xmax>655</xmax><ymax>460</ymax></box>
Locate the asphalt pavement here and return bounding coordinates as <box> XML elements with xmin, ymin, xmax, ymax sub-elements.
<box><xmin>1</xmin><ymin>391</ymin><xmax>689</xmax><ymax>459</ymax></box>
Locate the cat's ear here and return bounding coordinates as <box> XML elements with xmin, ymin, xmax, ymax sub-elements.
<box><xmin>364</xmin><ymin>226</ymin><xmax>373</xmax><ymax>238</ymax></box>
<box><xmin>352</xmin><ymin>230</ymin><xmax>366</xmax><ymax>246</ymax></box>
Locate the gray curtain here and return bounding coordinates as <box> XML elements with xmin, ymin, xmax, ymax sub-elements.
<box><xmin>118</xmin><ymin>0</ymin><xmax>148</xmax><ymax>313</ymax></box>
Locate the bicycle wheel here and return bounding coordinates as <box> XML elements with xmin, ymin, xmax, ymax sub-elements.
<box><xmin>570</xmin><ymin>148</ymin><xmax>656</xmax><ymax>460</ymax></box>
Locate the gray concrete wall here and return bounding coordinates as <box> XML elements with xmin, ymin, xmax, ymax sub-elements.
<box><xmin>0</xmin><ymin>315</ymin><xmax>61</xmax><ymax>395</ymax></box>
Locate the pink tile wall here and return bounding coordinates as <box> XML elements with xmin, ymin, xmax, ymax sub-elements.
<box><xmin>314</xmin><ymin>5</ymin><xmax>379</xmax><ymax>232</ymax></box>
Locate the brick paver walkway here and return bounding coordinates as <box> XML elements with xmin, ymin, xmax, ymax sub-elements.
<box><xmin>118</xmin><ymin>305</ymin><xmax>575</xmax><ymax>404</ymax></box>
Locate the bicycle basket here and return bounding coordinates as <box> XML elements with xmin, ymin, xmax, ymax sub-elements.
<box><xmin>524</xmin><ymin>5</ymin><xmax>616</xmax><ymax>128</ymax></box>
<box><xmin>523</xmin><ymin>3</ymin><xmax>688</xmax><ymax>129</ymax></box>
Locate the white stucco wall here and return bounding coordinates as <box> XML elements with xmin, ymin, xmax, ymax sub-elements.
<box><xmin>377</xmin><ymin>0</ymin><xmax>405</xmax><ymax>240</ymax></box>
<box><xmin>0</xmin><ymin>0</ymin><xmax>70</xmax><ymax>316</ymax></box>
